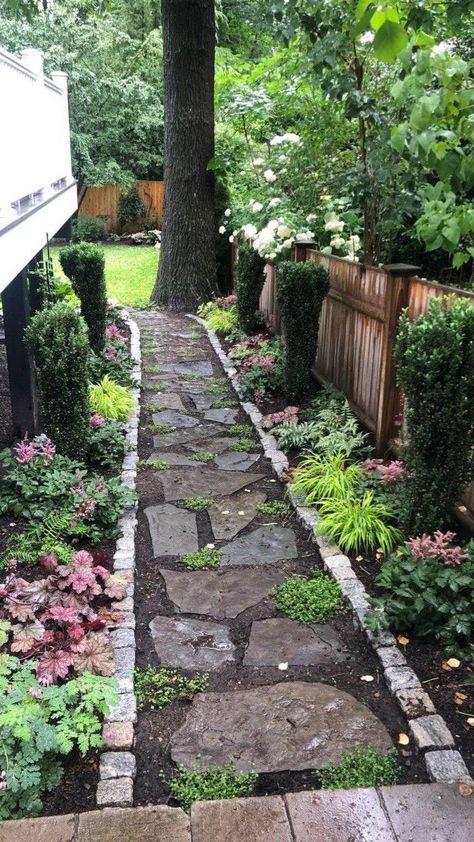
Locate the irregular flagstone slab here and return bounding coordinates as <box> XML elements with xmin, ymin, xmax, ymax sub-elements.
<box><xmin>152</xmin><ymin>410</ymin><xmax>199</xmax><ymax>429</ymax></box>
<box><xmin>150</xmin><ymin>451</ymin><xmax>206</xmax><ymax>468</ymax></box>
<box><xmin>243</xmin><ymin>619</ymin><xmax>349</xmax><ymax>666</ymax></box>
<box><xmin>160</xmin><ymin>360</ymin><xmax>213</xmax><ymax>377</ymax></box>
<box><xmin>153</xmin><ymin>423</ymin><xmax>227</xmax><ymax>449</ymax></box>
<box><xmin>214</xmin><ymin>451</ymin><xmax>260</xmax><ymax>472</ymax></box>
<box><xmin>149</xmin><ymin>393</ymin><xmax>186</xmax><ymax>411</ymax></box>
<box><xmin>159</xmin><ymin>566</ymin><xmax>285</xmax><ymax>619</ymax></box>
<box><xmin>190</xmin><ymin>393</ymin><xmax>218</xmax><ymax>410</ymax></box>
<box><xmin>158</xmin><ymin>467</ymin><xmax>265</xmax><ymax>502</ymax></box>
<box><xmin>208</xmin><ymin>490</ymin><xmax>266</xmax><ymax>540</ymax></box>
<box><xmin>149</xmin><ymin>615</ymin><xmax>236</xmax><ymax>670</ymax></box>
<box><xmin>220</xmin><ymin>526</ymin><xmax>298</xmax><ymax>567</ymax></box>
<box><xmin>171</xmin><ymin>681</ymin><xmax>392</xmax><ymax>772</ymax></box>
<box><xmin>185</xmin><ymin>436</ymin><xmax>238</xmax><ymax>454</ymax></box>
<box><xmin>204</xmin><ymin>408</ymin><xmax>239</xmax><ymax>425</ymax></box>
<box><xmin>145</xmin><ymin>504</ymin><xmax>198</xmax><ymax>556</ymax></box>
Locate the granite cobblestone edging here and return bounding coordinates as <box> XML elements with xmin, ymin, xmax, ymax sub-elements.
<box><xmin>96</xmin><ymin>311</ymin><xmax>141</xmax><ymax>808</ymax></box>
<box><xmin>192</xmin><ymin>315</ymin><xmax>473</xmax><ymax>787</ymax></box>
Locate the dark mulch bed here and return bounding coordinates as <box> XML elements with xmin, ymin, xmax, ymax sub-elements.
<box><xmin>133</xmin><ymin>318</ymin><xmax>427</xmax><ymax>809</ymax></box>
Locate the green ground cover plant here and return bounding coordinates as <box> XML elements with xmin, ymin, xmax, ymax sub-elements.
<box><xmin>228</xmin><ymin>424</ymin><xmax>254</xmax><ymax>437</ymax></box>
<box><xmin>135</xmin><ymin>667</ymin><xmax>208</xmax><ymax>710</ymax></box>
<box><xmin>146</xmin><ymin>424</ymin><xmax>175</xmax><ymax>434</ymax></box>
<box><xmin>231</xmin><ymin>438</ymin><xmax>257</xmax><ymax>452</ymax></box>
<box><xmin>181</xmin><ymin>497</ymin><xmax>215</xmax><ymax>512</ymax></box>
<box><xmin>190</xmin><ymin>452</ymin><xmax>215</xmax><ymax>463</ymax></box>
<box><xmin>211</xmin><ymin>398</ymin><xmax>239</xmax><ymax>408</ymax></box>
<box><xmin>316</xmin><ymin>745</ymin><xmax>400</xmax><ymax>790</ymax></box>
<box><xmin>88</xmin><ymin>420</ymin><xmax>126</xmax><ymax>469</ymax></box>
<box><xmin>161</xmin><ymin>762</ymin><xmax>257</xmax><ymax>812</ymax></box>
<box><xmin>179</xmin><ymin>548</ymin><xmax>222</xmax><ymax>570</ymax></box>
<box><xmin>272</xmin><ymin>572</ymin><xmax>342</xmax><ymax>623</ymax></box>
<box><xmin>138</xmin><ymin>458</ymin><xmax>169</xmax><ymax>471</ymax></box>
<box><xmin>256</xmin><ymin>501</ymin><xmax>290</xmax><ymax>518</ymax></box>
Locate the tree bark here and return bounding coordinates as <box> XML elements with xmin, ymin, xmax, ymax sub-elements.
<box><xmin>152</xmin><ymin>0</ymin><xmax>217</xmax><ymax>311</ymax></box>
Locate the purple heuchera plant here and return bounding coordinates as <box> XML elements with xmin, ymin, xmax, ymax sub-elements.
<box><xmin>406</xmin><ymin>531</ymin><xmax>468</xmax><ymax>567</ymax></box>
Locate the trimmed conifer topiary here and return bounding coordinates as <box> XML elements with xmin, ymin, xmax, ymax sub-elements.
<box><xmin>59</xmin><ymin>243</ymin><xmax>107</xmax><ymax>352</ymax></box>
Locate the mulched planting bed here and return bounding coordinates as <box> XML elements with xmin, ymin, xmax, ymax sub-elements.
<box><xmin>133</xmin><ymin>311</ymin><xmax>428</xmax><ymax>810</ymax></box>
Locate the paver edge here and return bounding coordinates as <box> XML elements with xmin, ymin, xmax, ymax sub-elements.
<box><xmin>190</xmin><ymin>313</ymin><xmax>473</xmax><ymax>786</ymax></box>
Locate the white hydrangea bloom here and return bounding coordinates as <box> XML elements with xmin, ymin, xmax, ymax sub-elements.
<box><xmin>360</xmin><ymin>31</ymin><xmax>374</xmax><ymax>45</ymax></box>
<box><xmin>330</xmin><ymin>235</ymin><xmax>346</xmax><ymax>250</ymax></box>
<box><xmin>277</xmin><ymin>224</ymin><xmax>292</xmax><ymax>239</ymax></box>
<box><xmin>224</xmin><ymin>208</ymin><xmax>231</xmax><ymax>217</ymax></box>
<box><xmin>324</xmin><ymin>218</ymin><xmax>345</xmax><ymax>233</ymax></box>
<box><xmin>268</xmin><ymin>197</ymin><xmax>282</xmax><ymax>207</ymax></box>
<box><xmin>218</xmin><ymin>225</ymin><xmax>226</xmax><ymax>234</ymax></box>
<box><xmin>281</xmin><ymin>132</ymin><xmax>301</xmax><ymax>144</ymax></box>
<box><xmin>241</xmin><ymin>223</ymin><xmax>257</xmax><ymax>240</ymax></box>
<box><xmin>270</xmin><ymin>135</ymin><xmax>284</xmax><ymax>146</ymax></box>
<box><xmin>295</xmin><ymin>230</ymin><xmax>315</xmax><ymax>241</ymax></box>
<box><xmin>264</xmin><ymin>169</ymin><xmax>277</xmax><ymax>183</ymax></box>
<box><xmin>252</xmin><ymin>157</ymin><xmax>265</xmax><ymax>167</ymax></box>
<box><xmin>252</xmin><ymin>201</ymin><xmax>263</xmax><ymax>213</ymax></box>
<box><xmin>282</xmin><ymin>237</ymin><xmax>295</xmax><ymax>249</ymax></box>
<box><xmin>306</xmin><ymin>213</ymin><xmax>317</xmax><ymax>223</ymax></box>
<box><xmin>320</xmin><ymin>194</ymin><xmax>332</xmax><ymax>201</ymax></box>
<box><xmin>228</xmin><ymin>235</ymin><xmax>234</xmax><ymax>243</ymax></box>
<box><xmin>278</xmin><ymin>154</ymin><xmax>288</xmax><ymax>162</ymax></box>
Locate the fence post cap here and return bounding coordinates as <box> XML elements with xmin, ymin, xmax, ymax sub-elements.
<box><xmin>294</xmin><ymin>239</ymin><xmax>316</xmax><ymax>247</ymax></box>
<box><xmin>383</xmin><ymin>262</ymin><xmax>421</xmax><ymax>275</ymax></box>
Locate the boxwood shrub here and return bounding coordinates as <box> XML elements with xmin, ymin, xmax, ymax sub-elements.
<box><xmin>235</xmin><ymin>245</ymin><xmax>266</xmax><ymax>331</ymax></box>
<box><xmin>59</xmin><ymin>243</ymin><xmax>107</xmax><ymax>352</ymax></box>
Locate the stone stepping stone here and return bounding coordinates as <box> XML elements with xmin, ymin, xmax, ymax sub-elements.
<box><xmin>185</xmin><ymin>436</ymin><xmax>238</xmax><ymax>454</ymax></box>
<box><xmin>191</xmin><ymin>394</ymin><xmax>218</xmax><ymax>411</ymax></box>
<box><xmin>208</xmin><ymin>490</ymin><xmax>266</xmax><ymax>540</ymax></box>
<box><xmin>158</xmin><ymin>467</ymin><xmax>265</xmax><ymax>502</ymax></box>
<box><xmin>145</xmin><ymin>503</ymin><xmax>198</xmax><ymax>557</ymax></box>
<box><xmin>204</xmin><ymin>408</ymin><xmax>239</xmax><ymax>425</ymax></box>
<box><xmin>214</xmin><ymin>451</ymin><xmax>260</xmax><ymax>471</ymax></box>
<box><xmin>243</xmin><ymin>619</ymin><xmax>349</xmax><ymax>667</ymax></box>
<box><xmin>150</xmin><ymin>451</ymin><xmax>205</xmax><ymax>468</ymax></box>
<box><xmin>161</xmin><ymin>361</ymin><xmax>213</xmax><ymax>377</ymax></box>
<box><xmin>171</xmin><ymin>681</ymin><xmax>392</xmax><ymax>773</ymax></box>
<box><xmin>221</xmin><ymin>526</ymin><xmax>298</xmax><ymax>567</ymax></box>
<box><xmin>152</xmin><ymin>410</ymin><xmax>199</xmax><ymax>429</ymax></box>
<box><xmin>160</xmin><ymin>567</ymin><xmax>285</xmax><ymax>619</ymax></box>
<box><xmin>149</xmin><ymin>615</ymin><xmax>235</xmax><ymax>670</ymax></box>
<box><xmin>153</xmin><ymin>423</ymin><xmax>227</xmax><ymax>449</ymax></box>
<box><xmin>150</xmin><ymin>393</ymin><xmax>186</xmax><ymax>411</ymax></box>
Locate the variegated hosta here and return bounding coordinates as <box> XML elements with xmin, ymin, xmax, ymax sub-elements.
<box><xmin>0</xmin><ymin>550</ymin><xmax>128</xmax><ymax>685</ymax></box>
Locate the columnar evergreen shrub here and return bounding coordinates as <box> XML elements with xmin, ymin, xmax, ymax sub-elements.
<box><xmin>235</xmin><ymin>245</ymin><xmax>266</xmax><ymax>331</ymax></box>
<box><xmin>395</xmin><ymin>296</ymin><xmax>474</xmax><ymax>534</ymax></box>
<box><xmin>277</xmin><ymin>260</ymin><xmax>329</xmax><ymax>399</ymax></box>
<box><xmin>59</xmin><ymin>244</ymin><xmax>107</xmax><ymax>351</ymax></box>
<box><xmin>26</xmin><ymin>303</ymin><xmax>90</xmax><ymax>459</ymax></box>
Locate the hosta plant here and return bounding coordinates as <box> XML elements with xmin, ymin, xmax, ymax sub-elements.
<box><xmin>89</xmin><ymin>375</ymin><xmax>133</xmax><ymax>421</ymax></box>
<box><xmin>317</xmin><ymin>491</ymin><xmax>403</xmax><ymax>556</ymax></box>
<box><xmin>0</xmin><ymin>655</ymin><xmax>116</xmax><ymax>819</ymax></box>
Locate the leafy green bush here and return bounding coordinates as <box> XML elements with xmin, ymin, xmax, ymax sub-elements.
<box><xmin>161</xmin><ymin>762</ymin><xmax>257</xmax><ymax>812</ymax></box>
<box><xmin>118</xmin><ymin>187</ymin><xmax>146</xmax><ymax>229</ymax></box>
<box><xmin>395</xmin><ymin>296</ymin><xmax>474</xmax><ymax>534</ymax></box>
<box><xmin>272</xmin><ymin>571</ymin><xmax>342</xmax><ymax>623</ymax></box>
<box><xmin>0</xmin><ymin>655</ymin><xmax>116</xmax><ymax>820</ymax></box>
<box><xmin>235</xmin><ymin>244</ymin><xmax>266</xmax><ymax>331</ymax></box>
<box><xmin>71</xmin><ymin>215</ymin><xmax>104</xmax><ymax>243</ymax></box>
<box><xmin>89</xmin><ymin>375</ymin><xmax>133</xmax><ymax>421</ymax></box>
<box><xmin>88</xmin><ymin>420</ymin><xmax>126</xmax><ymax>468</ymax></box>
<box><xmin>317</xmin><ymin>491</ymin><xmax>403</xmax><ymax>556</ymax></box>
<box><xmin>179</xmin><ymin>548</ymin><xmax>222</xmax><ymax>570</ymax></box>
<box><xmin>277</xmin><ymin>260</ymin><xmax>329</xmax><ymax>399</ymax></box>
<box><xmin>275</xmin><ymin>389</ymin><xmax>369</xmax><ymax>457</ymax></box>
<box><xmin>1</xmin><ymin>510</ymin><xmax>79</xmax><ymax>568</ymax></box>
<box><xmin>367</xmin><ymin>537</ymin><xmax>474</xmax><ymax>659</ymax></box>
<box><xmin>135</xmin><ymin>667</ymin><xmax>207</xmax><ymax>710</ymax></box>
<box><xmin>25</xmin><ymin>304</ymin><xmax>90</xmax><ymax>459</ymax></box>
<box><xmin>291</xmin><ymin>454</ymin><xmax>363</xmax><ymax>505</ymax></box>
<box><xmin>316</xmin><ymin>745</ymin><xmax>400</xmax><ymax>790</ymax></box>
<box><xmin>59</xmin><ymin>243</ymin><xmax>107</xmax><ymax>352</ymax></box>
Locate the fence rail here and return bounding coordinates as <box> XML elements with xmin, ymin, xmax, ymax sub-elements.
<box><xmin>78</xmin><ymin>181</ymin><xmax>164</xmax><ymax>232</ymax></box>
<box><xmin>257</xmin><ymin>248</ymin><xmax>474</xmax><ymax>521</ymax></box>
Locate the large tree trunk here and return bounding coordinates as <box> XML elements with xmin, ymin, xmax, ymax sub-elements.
<box><xmin>152</xmin><ymin>0</ymin><xmax>217</xmax><ymax>311</ymax></box>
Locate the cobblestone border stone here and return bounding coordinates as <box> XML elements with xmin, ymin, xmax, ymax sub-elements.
<box><xmin>96</xmin><ymin>311</ymin><xmax>141</xmax><ymax>808</ymax></box>
<box><xmin>192</xmin><ymin>314</ymin><xmax>473</xmax><ymax>787</ymax></box>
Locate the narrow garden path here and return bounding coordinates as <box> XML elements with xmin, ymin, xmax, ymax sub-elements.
<box><xmin>133</xmin><ymin>310</ymin><xmax>424</xmax><ymax>804</ymax></box>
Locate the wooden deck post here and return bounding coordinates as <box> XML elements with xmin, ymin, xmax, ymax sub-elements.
<box><xmin>375</xmin><ymin>264</ymin><xmax>419</xmax><ymax>454</ymax></box>
<box><xmin>1</xmin><ymin>268</ymin><xmax>39</xmax><ymax>438</ymax></box>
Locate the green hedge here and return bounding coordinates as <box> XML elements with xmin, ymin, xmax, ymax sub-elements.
<box><xmin>59</xmin><ymin>243</ymin><xmax>107</xmax><ymax>352</ymax></box>
<box><xmin>25</xmin><ymin>303</ymin><xmax>90</xmax><ymax>459</ymax></box>
<box><xmin>236</xmin><ymin>245</ymin><xmax>266</xmax><ymax>331</ymax></box>
<box><xmin>395</xmin><ymin>295</ymin><xmax>474</xmax><ymax>534</ymax></box>
<box><xmin>277</xmin><ymin>260</ymin><xmax>330</xmax><ymax>400</ymax></box>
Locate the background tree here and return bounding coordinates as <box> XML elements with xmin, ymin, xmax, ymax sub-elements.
<box><xmin>151</xmin><ymin>0</ymin><xmax>217</xmax><ymax>310</ymax></box>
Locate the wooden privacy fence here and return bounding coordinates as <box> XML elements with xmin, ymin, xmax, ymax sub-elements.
<box><xmin>258</xmin><ymin>247</ymin><xmax>474</xmax><ymax>519</ymax></box>
<box><xmin>78</xmin><ymin>181</ymin><xmax>164</xmax><ymax>232</ymax></box>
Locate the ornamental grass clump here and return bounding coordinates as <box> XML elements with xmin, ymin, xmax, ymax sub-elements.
<box><xmin>235</xmin><ymin>244</ymin><xmax>266</xmax><ymax>331</ymax></box>
<box><xmin>25</xmin><ymin>303</ymin><xmax>90</xmax><ymax>459</ymax></box>
<box><xmin>89</xmin><ymin>375</ymin><xmax>133</xmax><ymax>421</ymax></box>
<box><xmin>395</xmin><ymin>296</ymin><xmax>474</xmax><ymax>534</ymax></box>
<box><xmin>277</xmin><ymin>261</ymin><xmax>330</xmax><ymax>399</ymax></box>
<box><xmin>59</xmin><ymin>243</ymin><xmax>107</xmax><ymax>352</ymax></box>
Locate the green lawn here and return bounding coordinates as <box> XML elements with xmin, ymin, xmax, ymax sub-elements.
<box><xmin>50</xmin><ymin>243</ymin><xmax>159</xmax><ymax>307</ymax></box>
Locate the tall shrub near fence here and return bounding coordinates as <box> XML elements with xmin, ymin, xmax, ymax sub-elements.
<box><xmin>59</xmin><ymin>244</ymin><xmax>107</xmax><ymax>352</ymax></box>
<box><xmin>236</xmin><ymin>245</ymin><xmax>266</xmax><ymax>331</ymax></box>
<box><xmin>26</xmin><ymin>303</ymin><xmax>90</xmax><ymax>459</ymax></box>
<box><xmin>395</xmin><ymin>296</ymin><xmax>474</xmax><ymax>534</ymax></box>
<box><xmin>277</xmin><ymin>260</ymin><xmax>330</xmax><ymax>400</ymax></box>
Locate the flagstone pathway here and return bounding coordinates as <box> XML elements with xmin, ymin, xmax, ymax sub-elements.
<box><xmin>133</xmin><ymin>310</ymin><xmax>419</xmax><ymax>805</ymax></box>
